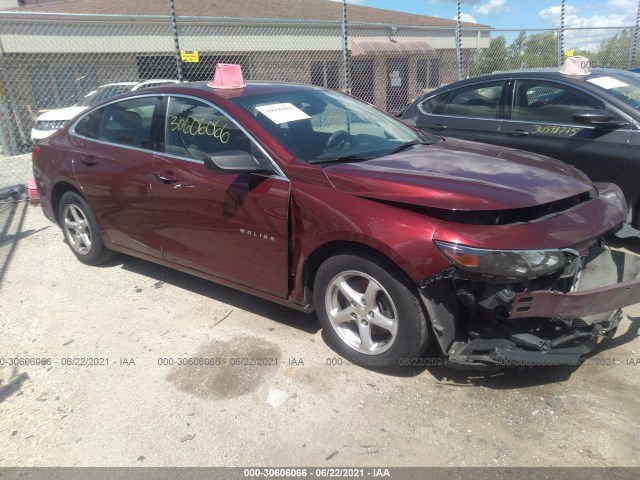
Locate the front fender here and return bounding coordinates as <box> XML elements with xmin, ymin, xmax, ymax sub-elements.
<box><xmin>288</xmin><ymin>183</ymin><xmax>451</xmax><ymax>304</ymax></box>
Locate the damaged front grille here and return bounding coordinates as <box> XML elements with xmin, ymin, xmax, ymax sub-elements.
<box><xmin>372</xmin><ymin>188</ymin><xmax>596</xmax><ymax>225</ymax></box>
<box><xmin>437</xmin><ymin>243</ymin><xmax>640</xmax><ymax>367</ymax></box>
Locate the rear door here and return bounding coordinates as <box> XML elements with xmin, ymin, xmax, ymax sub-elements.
<box><xmin>151</xmin><ymin>95</ymin><xmax>291</xmax><ymax>298</ymax></box>
<box><xmin>413</xmin><ymin>80</ymin><xmax>507</xmax><ymax>144</ymax></box>
<box><xmin>72</xmin><ymin>95</ymin><xmax>163</xmax><ymax>258</ymax></box>
<box><xmin>500</xmin><ymin>79</ymin><xmax>631</xmax><ymax>189</ymax></box>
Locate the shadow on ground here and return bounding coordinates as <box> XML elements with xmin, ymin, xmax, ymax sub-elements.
<box><xmin>110</xmin><ymin>253</ymin><xmax>321</xmax><ymax>335</ymax></box>
<box><xmin>0</xmin><ymin>201</ymin><xmax>48</xmax><ymax>290</ymax></box>
<box><xmin>87</xmin><ymin>235</ymin><xmax>640</xmax><ymax>387</ymax></box>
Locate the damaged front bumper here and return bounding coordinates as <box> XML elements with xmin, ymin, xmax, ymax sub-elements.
<box><xmin>421</xmin><ymin>235</ymin><xmax>640</xmax><ymax>368</ymax></box>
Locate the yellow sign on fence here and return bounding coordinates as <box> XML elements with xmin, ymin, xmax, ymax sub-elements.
<box><xmin>180</xmin><ymin>51</ymin><xmax>199</xmax><ymax>63</ymax></box>
<box><xmin>564</xmin><ymin>49</ymin><xmax>575</xmax><ymax>58</ymax></box>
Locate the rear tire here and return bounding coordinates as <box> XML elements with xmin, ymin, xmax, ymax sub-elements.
<box><xmin>313</xmin><ymin>252</ymin><xmax>430</xmax><ymax>369</ymax></box>
<box><xmin>58</xmin><ymin>191</ymin><xmax>114</xmax><ymax>265</ymax></box>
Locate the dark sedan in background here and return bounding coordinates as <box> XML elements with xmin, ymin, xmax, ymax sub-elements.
<box><xmin>401</xmin><ymin>68</ymin><xmax>640</xmax><ymax>224</ymax></box>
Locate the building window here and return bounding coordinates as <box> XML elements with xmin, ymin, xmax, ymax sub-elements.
<box><xmin>310</xmin><ymin>61</ymin><xmax>340</xmax><ymax>90</ymax></box>
<box><xmin>417</xmin><ymin>59</ymin><xmax>440</xmax><ymax>91</ymax></box>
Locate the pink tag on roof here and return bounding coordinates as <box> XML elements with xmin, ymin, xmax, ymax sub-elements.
<box><xmin>208</xmin><ymin>63</ymin><xmax>246</xmax><ymax>89</ymax></box>
<box><xmin>560</xmin><ymin>56</ymin><xmax>591</xmax><ymax>76</ymax></box>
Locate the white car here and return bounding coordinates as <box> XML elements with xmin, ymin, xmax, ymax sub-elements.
<box><xmin>31</xmin><ymin>80</ymin><xmax>179</xmax><ymax>142</ymax></box>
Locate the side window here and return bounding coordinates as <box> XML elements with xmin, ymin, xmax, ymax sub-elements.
<box><xmin>419</xmin><ymin>91</ymin><xmax>447</xmax><ymax>115</ymax></box>
<box><xmin>97</xmin><ymin>96</ymin><xmax>161</xmax><ymax>149</ymax></box>
<box><xmin>441</xmin><ymin>81</ymin><xmax>505</xmax><ymax>118</ymax></box>
<box><xmin>75</xmin><ymin>109</ymin><xmax>102</xmax><ymax>139</ymax></box>
<box><xmin>513</xmin><ymin>81</ymin><xmax>604</xmax><ymax>123</ymax></box>
<box><xmin>165</xmin><ymin>96</ymin><xmax>252</xmax><ymax>162</ymax></box>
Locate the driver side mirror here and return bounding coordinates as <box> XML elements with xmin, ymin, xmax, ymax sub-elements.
<box><xmin>204</xmin><ymin>150</ymin><xmax>263</xmax><ymax>174</ymax></box>
<box><xmin>572</xmin><ymin>110</ymin><xmax>628</xmax><ymax>128</ymax></box>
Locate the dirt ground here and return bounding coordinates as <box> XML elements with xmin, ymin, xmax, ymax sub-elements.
<box><xmin>1</xmin><ymin>200</ymin><xmax>639</xmax><ymax>468</ymax></box>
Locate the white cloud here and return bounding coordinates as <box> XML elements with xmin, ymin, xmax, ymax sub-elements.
<box><xmin>472</xmin><ymin>0</ymin><xmax>508</xmax><ymax>16</ymax></box>
<box><xmin>454</xmin><ymin>12</ymin><xmax>478</xmax><ymax>23</ymax></box>
<box><xmin>538</xmin><ymin>2</ymin><xmax>635</xmax><ymax>51</ymax></box>
<box><xmin>538</xmin><ymin>2</ymin><xmax>635</xmax><ymax>28</ymax></box>
<box><xmin>430</xmin><ymin>0</ymin><xmax>497</xmax><ymax>4</ymax></box>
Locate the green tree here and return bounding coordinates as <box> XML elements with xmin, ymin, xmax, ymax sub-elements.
<box><xmin>519</xmin><ymin>31</ymin><xmax>559</xmax><ymax>68</ymax></box>
<box><xmin>509</xmin><ymin>31</ymin><xmax>528</xmax><ymax>61</ymax></box>
<box><xmin>594</xmin><ymin>30</ymin><xmax>631</xmax><ymax>69</ymax></box>
<box><xmin>469</xmin><ymin>35</ymin><xmax>513</xmax><ymax>76</ymax></box>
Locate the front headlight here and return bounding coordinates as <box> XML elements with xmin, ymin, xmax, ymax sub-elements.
<box><xmin>434</xmin><ymin>241</ymin><xmax>568</xmax><ymax>282</ymax></box>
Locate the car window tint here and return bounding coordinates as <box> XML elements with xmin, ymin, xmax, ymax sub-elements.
<box><xmin>75</xmin><ymin>109</ymin><xmax>101</xmax><ymax>139</ymax></box>
<box><xmin>165</xmin><ymin>96</ymin><xmax>252</xmax><ymax>162</ymax></box>
<box><xmin>442</xmin><ymin>82</ymin><xmax>505</xmax><ymax>119</ymax></box>
<box><xmin>512</xmin><ymin>81</ymin><xmax>604</xmax><ymax>123</ymax></box>
<box><xmin>97</xmin><ymin>96</ymin><xmax>161</xmax><ymax>149</ymax></box>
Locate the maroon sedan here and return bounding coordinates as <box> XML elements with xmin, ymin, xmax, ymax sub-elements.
<box><xmin>32</xmin><ymin>80</ymin><xmax>640</xmax><ymax>368</ymax></box>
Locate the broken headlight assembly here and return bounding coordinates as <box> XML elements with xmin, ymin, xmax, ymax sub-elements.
<box><xmin>434</xmin><ymin>241</ymin><xmax>569</xmax><ymax>282</ymax></box>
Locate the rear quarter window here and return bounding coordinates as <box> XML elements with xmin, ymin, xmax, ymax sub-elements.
<box><xmin>74</xmin><ymin>110</ymin><xmax>101</xmax><ymax>139</ymax></box>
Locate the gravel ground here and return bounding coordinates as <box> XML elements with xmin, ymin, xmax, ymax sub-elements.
<box><xmin>0</xmin><ymin>153</ymin><xmax>31</xmax><ymax>191</ymax></box>
<box><xmin>1</xmin><ymin>201</ymin><xmax>639</xmax><ymax>467</ymax></box>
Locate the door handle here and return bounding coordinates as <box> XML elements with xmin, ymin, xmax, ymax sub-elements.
<box><xmin>427</xmin><ymin>124</ymin><xmax>447</xmax><ymax>131</ymax></box>
<box><xmin>80</xmin><ymin>155</ymin><xmax>97</xmax><ymax>166</ymax></box>
<box><xmin>155</xmin><ymin>171</ymin><xmax>178</xmax><ymax>184</ymax></box>
<box><xmin>503</xmin><ymin>129</ymin><xmax>529</xmax><ymax>137</ymax></box>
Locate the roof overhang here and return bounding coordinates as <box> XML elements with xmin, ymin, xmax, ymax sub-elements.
<box><xmin>350</xmin><ymin>37</ymin><xmax>434</xmax><ymax>57</ymax></box>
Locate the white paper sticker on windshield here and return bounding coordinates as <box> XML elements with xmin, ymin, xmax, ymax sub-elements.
<box><xmin>256</xmin><ymin>103</ymin><xmax>310</xmax><ymax>124</ymax></box>
<box><xmin>587</xmin><ymin>76</ymin><xmax>629</xmax><ymax>89</ymax></box>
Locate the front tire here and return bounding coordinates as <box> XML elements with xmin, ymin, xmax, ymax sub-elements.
<box><xmin>58</xmin><ymin>191</ymin><xmax>114</xmax><ymax>265</ymax></box>
<box><xmin>313</xmin><ymin>252</ymin><xmax>430</xmax><ymax>368</ymax></box>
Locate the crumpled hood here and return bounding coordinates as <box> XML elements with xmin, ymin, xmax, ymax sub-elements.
<box><xmin>36</xmin><ymin>106</ymin><xmax>88</xmax><ymax>122</ymax></box>
<box><xmin>324</xmin><ymin>138</ymin><xmax>593</xmax><ymax>211</ymax></box>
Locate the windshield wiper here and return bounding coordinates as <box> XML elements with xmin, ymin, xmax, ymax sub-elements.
<box><xmin>308</xmin><ymin>155</ymin><xmax>373</xmax><ymax>166</ymax></box>
<box><xmin>384</xmin><ymin>140</ymin><xmax>432</xmax><ymax>156</ymax></box>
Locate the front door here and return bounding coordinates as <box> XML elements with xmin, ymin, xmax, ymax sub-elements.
<box><xmin>151</xmin><ymin>95</ymin><xmax>290</xmax><ymax>298</ymax></box>
<box><xmin>500</xmin><ymin>79</ymin><xmax>631</xmax><ymax>194</ymax></box>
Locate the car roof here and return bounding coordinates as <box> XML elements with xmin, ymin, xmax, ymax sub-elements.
<box><xmin>441</xmin><ymin>68</ymin><xmax>629</xmax><ymax>86</ymax></box>
<box><xmin>138</xmin><ymin>80</ymin><xmax>328</xmax><ymax>100</ymax></box>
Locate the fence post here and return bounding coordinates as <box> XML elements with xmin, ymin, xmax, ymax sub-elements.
<box><xmin>0</xmin><ymin>33</ymin><xmax>16</xmax><ymax>157</ymax></box>
<box><xmin>630</xmin><ymin>0</ymin><xmax>640</xmax><ymax>68</ymax></box>
<box><xmin>341</xmin><ymin>0</ymin><xmax>351</xmax><ymax>94</ymax></box>
<box><xmin>169</xmin><ymin>0</ymin><xmax>184</xmax><ymax>81</ymax></box>
<box><xmin>455</xmin><ymin>0</ymin><xmax>462</xmax><ymax>80</ymax></box>
<box><xmin>558</xmin><ymin>0</ymin><xmax>565</xmax><ymax>67</ymax></box>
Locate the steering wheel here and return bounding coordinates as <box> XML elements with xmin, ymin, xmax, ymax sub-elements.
<box><xmin>326</xmin><ymin>130</ymin><xmax>350</xmax><ymax>149</ymax></box>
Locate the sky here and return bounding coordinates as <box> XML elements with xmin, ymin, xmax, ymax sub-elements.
<box><xmin>331</xmin><ymin>0</ymin><xmax>640</xmax><ymax>30</ymax></box>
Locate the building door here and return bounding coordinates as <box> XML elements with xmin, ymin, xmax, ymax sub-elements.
<box><xmin>350</xmin><ymin>59</ymin><xmax>374</xmax><ymax>104</ymax></box>
<box><xmin>387</xmin><ymin>58</ymin><xmax>409</xmax><ymax>114</ymax></box>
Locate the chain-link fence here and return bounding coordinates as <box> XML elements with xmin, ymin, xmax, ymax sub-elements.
<box><xmin>0</xmin><ymin>3</ymin><xmax>638</xmax><ymax>201</ymax></box>
<box><xmin>466</xmin><ymin>27</ymin><xmax>639</xmax><ymax>78</ymax></box>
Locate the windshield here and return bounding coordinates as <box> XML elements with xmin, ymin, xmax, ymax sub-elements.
<box><xmin>231</xmin><ymin>88</ymin><xmax>435</xmax><ymax>163</ymax></box>
<box><xmin>587</xmin><ymin>71</ymin><xmax>640</xmax><ymax>110</ymax></box>
<box><xmin>75</xmin><ymin>84</ymin><xmax>135</xmax><ymax>107</ymax></box>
